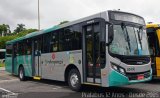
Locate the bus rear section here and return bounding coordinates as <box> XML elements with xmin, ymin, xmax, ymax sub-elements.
<box><xmin>146</xmin><ymin>24</ymin><xmax>160</xmax><ymax>78</ymax></box>
<box><xmin>5</xmin><ymin>10</ymin><xmax>152</xmax><ymax>91</ymax></box>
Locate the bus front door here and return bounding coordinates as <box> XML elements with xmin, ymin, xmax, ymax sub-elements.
<box><xmin>34</xmin><ymin>37</ymin><xmax>42</xmax><ymax>77</ymax></box>
<box><xmin>12</xmin><ymin>44</ymin><xmax>17</xmax><ymax>74</ymax></box>
<box><xmin>83</xmin><ymin>23</ymin><xmax>101</xmax><ymax>84</ymax></box>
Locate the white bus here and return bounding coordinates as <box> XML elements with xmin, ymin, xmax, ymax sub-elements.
<box><xmin>6</xmin><ymin>10</ymin><xmax>151</xmax><ymax>91</ymax></box>
<box><xmin>0</xmin><ymin>49</ymin><xmax>6</xmax><ymax>63</ymax></box>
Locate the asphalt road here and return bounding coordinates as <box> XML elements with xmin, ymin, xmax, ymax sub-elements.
<box><xmin>0</xmin><ymin>67</ymin><xmax>160</xmax><ymax>98</ymax></box>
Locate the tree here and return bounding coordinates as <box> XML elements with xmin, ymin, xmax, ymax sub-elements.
<box><xmin>0</xmin><ymin>28</ymin><xmax>37</xmax><ymax>49</ymax></box>
<box><xmin>14</xmin><ymin>24</ymin><xmax>26</xmax><ymax>34</ymax></box>
<box><xmin>0</xmin><ymin>24</ymin><xmax>10</xmax><ymax>37</ymax></box>
<box><xmin>59</xmin><ymin>21</ymin><xmax>69</xmax><ymax>25</ymax></box>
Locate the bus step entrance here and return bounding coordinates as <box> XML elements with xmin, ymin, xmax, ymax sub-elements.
<box><xmin>33</xmin><ymin>76</ymin><xmax>41</xmax><ymax>80</ymax></box>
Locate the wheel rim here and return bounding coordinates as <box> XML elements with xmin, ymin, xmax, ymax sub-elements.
<box><xmin>70</xmin><ymin>74</ymin><xmax>79</xmax><ymax>87</ymax></box>
<box><xmin>20</xmin><ymin>69</ymin><xmax>23</xmax><ymax>79</ymax></box>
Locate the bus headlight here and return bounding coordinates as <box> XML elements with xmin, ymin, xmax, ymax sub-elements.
<box><xmin>111</xmin><ymin>64</ymin><xmax>118</xmax><ymax>70</ymax></box>
<box><xmin>111</xmin><ymin>63</ymin><xmax>126</xmax><ymax>75</ymax></box>
<box><xmin>119</xmin><ymin>68</ymin><xmax>125</xmax><ymax>75</ymax></box>
<box><xmin>111</xmin><ymin>63</ymin><xmax>118</xmax><ymax>71</ymax></box>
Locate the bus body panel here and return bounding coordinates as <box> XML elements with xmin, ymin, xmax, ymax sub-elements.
<box><xmin>107</xmin><ymin>53</ymin><xmax>151</xmax><ymax>86</ymax></box>
<box><xmin>156</xmin><ymin>57</ymin><xmax>160</xmax><ymax>76</ymax></box>
<box><xmin>155</xmin><ymin>29</ymin><xmax>160</xmax><ymax>76</ymax></box>
<box><xmin>40</xmin><ymin>50</ymin><xmax>82</xmax><ymax>81</ymax></box>
<box><xmin>15</xmin><ymin>55</ymin><xmax>32</xmax><ymax>77</ymax></box>
<box><xmin>108</xmin><ymin>70</ymin><xmax>129</xmax><ymax>86</ymax></box>
<box><xmin>108</xmin><ymin>69</ymin><xmax>152</xmax><ymax>86</ymax></box>
<box><xmin>5</xmin><ymin>57</ymin><xmax>12</xmax><ymax>73</ymax></box>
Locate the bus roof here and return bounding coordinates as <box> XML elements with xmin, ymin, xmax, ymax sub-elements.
<box><xmin>6</xmin><ymin>10</ymin><xmax>143</xmax><ymax>44</ymax></box>
<box><xmin>6</xmin><ymin>25</ymin><xmax>60</xmax><ymax>44</ymax></box>
<box><xmin>146</xmin><ymin>24</ymin><xmax>160</xmax><ymax>28</ymax></box>
<box><xmin>6</xmin><ymin>11</ymin><xmax>109</xmax><ymax>44</ymax></box>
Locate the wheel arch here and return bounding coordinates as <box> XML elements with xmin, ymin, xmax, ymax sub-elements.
<box><xmin>18</xmin><ymin>64</ymin><xmax>24</xmax><ymax>74</ymax></box>
<box><xmin>64</xmin><ymin>64</ymin><xmax>80</xmax><ymax>82</ymax></box>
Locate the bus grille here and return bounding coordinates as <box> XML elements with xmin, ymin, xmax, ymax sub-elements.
<box><xmin>122</xmin><ymin>57</ymin><xmax>150</xmax><ymax>65</ymax></box>
<box><xmin>126</xmin><ymin>71</ymin><xmax>150</xmax><ymax>80</ymax></box>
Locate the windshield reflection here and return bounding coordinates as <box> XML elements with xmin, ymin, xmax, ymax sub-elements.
<box><xmin>109</xmin><ymin>25</ymin><xmax>150</xmax><ymax>56</ymax></box>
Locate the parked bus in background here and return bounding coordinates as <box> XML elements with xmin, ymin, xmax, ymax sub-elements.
<box><xmin>0</xmin><ymin>49</ymin><xmax>6</xmax><ymax>63</ymax></box>
<box><xmin>5</xmin><ymin>10</ymin><xmax>151</xmax><ymax>91</ymax></box>
<box><xmin>146</xmin><ymin>23</ymin><xmax>160</xmax><ymax>78</ymax></box>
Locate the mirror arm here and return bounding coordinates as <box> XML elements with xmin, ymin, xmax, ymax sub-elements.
<box><xmin>106</xmin><ymin>21</ymin><xmax>114</xmax><ymax>46</ymax></box>
<box><xmin>106</xmin><ymin>43</ymin><xmax>110</xmax><ymax>46</ymax></box>
<box><xmin>106</xmin><ymin>21</ymin><xmax>113</xmax><ymax>25</ymax></box>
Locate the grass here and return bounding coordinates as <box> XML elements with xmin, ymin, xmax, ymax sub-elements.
<box><xmin>0</xmin><ymin>63</ymin><xmax>5</xmax><ymax>67</ymax></box>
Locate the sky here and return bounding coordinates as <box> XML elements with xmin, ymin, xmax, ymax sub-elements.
<box><xmin>0</xmin><ymin>0</ymin><xmax>159</xmax><ymax>31</ymax></box>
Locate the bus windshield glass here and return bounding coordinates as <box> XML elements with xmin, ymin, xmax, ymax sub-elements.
<box><xmin>109</xmin><ymin>25</ymin><xmax>150</xmax><ymax>56</ymax></box>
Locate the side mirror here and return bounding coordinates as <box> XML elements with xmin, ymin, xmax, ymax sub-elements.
<box><xmin>106</xmin><ymin>22</ymin><xmax>114</xmax><ymax>46</ymax></box>
<box><xmin>35</xmin><ymin>50</ymin><xmax>41</xmax><ymax>56</ymax></box>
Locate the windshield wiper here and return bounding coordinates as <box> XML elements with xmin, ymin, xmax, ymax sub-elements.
<box><xmin>121</xmin><ymin>23</ymin><xmax>131</xmax><ymax>52</ymax></box>
<box><xmin>137</xmin><ymin>26</ymin><xmax>143</xmax><ymax>49</ymax></box>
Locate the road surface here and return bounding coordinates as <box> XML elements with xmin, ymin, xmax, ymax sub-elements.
<box><xmin>0</xmin><ymin>67</ymin><xmax>160</xmax><ymax>98</ymax></box>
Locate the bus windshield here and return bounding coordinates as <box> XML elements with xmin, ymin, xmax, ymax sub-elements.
<box><xmin>109</xmin><ymin>24</ymin><xmax>150</xmax><ymax>56</ymax></box>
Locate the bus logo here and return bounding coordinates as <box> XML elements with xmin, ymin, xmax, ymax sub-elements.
<box><xmin>137</xmin><ymin>62</ymin><xmax>143</xmax><ymax>65</ymax></box>
<box><xmin>127</xmin><ymin>67</ymin><xmax>135</xmax><ymax>71</ymax></box>
<box><xmin>52</xmin><ymin>53</ymin><xmax>56</xmax><ymax>60</ymax></box>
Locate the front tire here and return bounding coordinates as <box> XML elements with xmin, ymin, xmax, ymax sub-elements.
<box><xmin>19</xmin><ymin>66</ymin><xmax>26</xmax><ymax>81</ymax></box>
<box><xmin>68</xmin><ymin>69</ymin><xmax>81</xmax><ymax>91</ymax></box>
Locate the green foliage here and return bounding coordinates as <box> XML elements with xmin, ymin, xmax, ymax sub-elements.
<box><xmin>0</xmin><ymin>63</ymin><xmax>5</xmax><ymax>67</ymax></box>
<box><xmin>0</xmin><ymin>29</ymin><xmax>37</xmax><ymax>49</ymax></box>
<box><xmin>0</xmin><ymin>35</ymin><xmax>17</xmax><ymax>48</ymax></box>
<box><xmin>59</xmin><ymin>21</ymin><xmax>69</xmax><ymax>25</ymax></box>
<box><xmin>0</xmin><ymin>24</ymin><xmax>10</xmax><ymax>36</ymax></box>
<box><xmin>14</xmin><ymin>24</ymin><xmax>26</xmax><ymax>34</ymax></box>
<box><xmin>16</xmin><ymin>29</ymin><xmax>37</xmax><ymax>37</ymax></box>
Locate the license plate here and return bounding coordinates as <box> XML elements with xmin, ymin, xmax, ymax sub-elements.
<box><xmin>137</xmin><ymin>75</ymin><xmax>144</xmax><ymax>80</ymax></box>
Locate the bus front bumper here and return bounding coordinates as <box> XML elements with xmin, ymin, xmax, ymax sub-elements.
<box><xmin>108</xmin><ymin>70</ymin><xmax>152</xmax><ymax>86</ymax></box>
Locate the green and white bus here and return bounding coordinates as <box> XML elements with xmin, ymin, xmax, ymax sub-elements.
<box><xmin>5</xmin><ymin>10</ymin><xmax>152</xmax><ymax>91</ymax></box>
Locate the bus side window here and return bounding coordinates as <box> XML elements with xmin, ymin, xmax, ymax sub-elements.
<box><xmin>147</xmin><ymin>28</ymin><xmax>160</xmax><ymax>56</ymax></box>
<box><xmin>17</xmin><ymin>42</ymin><xmax>25</xmax><ymax>55</ymax></box>
<box><xmin>26</xmin><ymin>39</ymin><xmax>32</xmax><ymax>55</ymax></box>
<box><xmin>42</xmin><ymin>34</ymin><xmax>50</xmax><ymax>53</ymax></box>
<box><xmin>6</xmin><ymin>45</ymin><xmax>12</xmax><ymax>57</ymax></box>
<box><xmin>64</xmin><ymin>27</ymin><xmax>73</xmax><ymax>51</ymax></box>
<box><xmin>72</xmin><ymin>24</ymin><xmax>82</xmax><ymax>50</ymax></box>
<box><xmin>50</xmin><ymin>32</ymin><xmax>58</xmax><ymax>52</ymax></box>
<box><xmin>59</xmin><ymin>29</ymin><xmax>65</xmax><ymax>51</ymax></box>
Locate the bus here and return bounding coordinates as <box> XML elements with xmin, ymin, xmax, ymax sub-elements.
<box><xmin>0</xmin><ymin>49</ymin><xmax>6</xmax><ymax>63</ymax></box>
<box><xmin>5</xmin><ymin>10</ymin><xmax>152</xmax><ymax>91</ymax></box>
<box><xmin>146</xmin><ymin>23</ymin><xmax>160</xmax><ymax>78</ymax></box>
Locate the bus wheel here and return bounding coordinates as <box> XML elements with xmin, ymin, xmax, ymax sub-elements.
<box><xmin>19</xmin><ymin>67</ymin><xmax>26</xmax><ymax>81</ymax></box>
<box><xmin>68</xmin><ymin>69</ymin><xmax>81</xmax><ymax>91</ymax></box>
